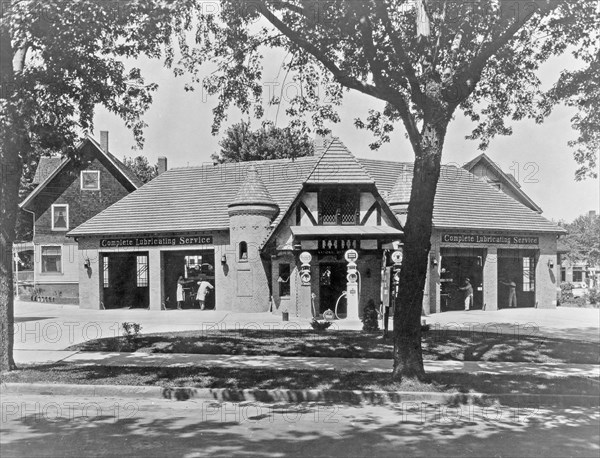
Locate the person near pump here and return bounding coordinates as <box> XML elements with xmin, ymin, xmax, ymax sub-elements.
<box><xmin>458</xmin><ymin>278</ymin><xmax>473</xmax><ymax>311</ymax></box>
<box><xmin>500</xmin><ymin>278</ymin><xmax>518</xmax><ymax>308</ymax></box>
<box><xmin>196</xmin><ymin>278</ymin><xmax>214</xmax><ymax>310</ymax></box>
<box><xmin>176</xmin><ymin>273</ymin><xmax>186</xmax><ymax>310</ymax></box>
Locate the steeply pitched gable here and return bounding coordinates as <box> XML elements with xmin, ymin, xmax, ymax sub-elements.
<box><xmin>304</xmin><ymin>138</ymin><xmax>374</xmax><ymax>184</ymax></box>
<box><xmin>463</xmin><ymin>153</ymin><xmax>542</xmax><ymax>213</ymax></box>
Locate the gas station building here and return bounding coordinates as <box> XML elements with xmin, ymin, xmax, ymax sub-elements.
<box><xmin>68</xmin><ymin>139</ymin><xmax>565</xmax><ymax>317</ymax></box>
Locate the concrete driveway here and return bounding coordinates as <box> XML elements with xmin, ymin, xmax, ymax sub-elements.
<box><xmin>12</xmin><ymin>300</ymin><xmax>600</xmax><ymax>358</ymax></box>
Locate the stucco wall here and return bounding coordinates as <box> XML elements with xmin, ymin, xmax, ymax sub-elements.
<box><xmin>427</xmin><ymin>229</ymin><xmax>559</xmax><ymax>313</ymax></box>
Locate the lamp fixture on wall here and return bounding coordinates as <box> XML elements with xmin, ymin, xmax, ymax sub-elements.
<box><xmin>83</xmin><ymin>258</ymin><xmax>91</xmax><ymax>270</ymax></box>
<box><xmin>548</xmin><ymin>259</ymin><xmax>555</xmax><ymax>269</ymax></box>
<box><xmin>430</xmin><ymin>253</ymin><xmax>438</xmax><ymax>267</ymax></box>
<box><xmin>221</xmin><ymin>254</ymin><xmax>227</xmax><ymax>265</ymax></box>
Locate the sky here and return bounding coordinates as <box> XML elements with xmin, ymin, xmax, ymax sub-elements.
<box><xmin>94</xmin><ymin>51</ymin><xmax>599</xmax><ymax>224</ymax></box>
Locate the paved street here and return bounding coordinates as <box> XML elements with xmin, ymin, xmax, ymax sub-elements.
<box><xmin>1</xmin><ymin>393</ymin><xmax>598</xmax><ymax>457</ymax></box>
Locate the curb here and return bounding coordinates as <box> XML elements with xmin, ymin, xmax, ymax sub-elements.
<box><xmin>2</xmin><ymin>383</ymin><xmax>599</xmax><ymax>406</ymax></box>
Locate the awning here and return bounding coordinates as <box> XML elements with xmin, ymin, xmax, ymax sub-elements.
<box><xmin>290</xmin><ymin>225</ymin><xmax>403</xmax><ymax>239</ymax></box>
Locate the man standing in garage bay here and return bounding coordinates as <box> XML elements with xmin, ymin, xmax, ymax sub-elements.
<box><xmin>500</xmin><ymin>278</ymin><xmax>518</xmax><ymax>308</ymax></box>
<box><xmin>459</xmin><ymin>278</ymin><xmax>474</xmax><ymax>311</ymax></box>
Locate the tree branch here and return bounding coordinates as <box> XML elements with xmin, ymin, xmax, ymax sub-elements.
<box><xmin>255</xmin><ymin>2</ymin><xmax>422</xmax><ymax>149</ymax></box>
<box><xmin>456</xmin><ymin>1</ymin><xmax>560</xmax><ymax>106</ymax></box>
<box><xmin>375</xmin><ymin>1</ymin><xmax>427</xmax><ymax>110</ymax></box>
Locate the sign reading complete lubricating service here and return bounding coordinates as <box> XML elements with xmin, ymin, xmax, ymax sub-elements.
<box><xmin>100</xmin><ymin>235</ymin><xmax>213</xmax><ymax>248</ymax></box>
<box><xmin>441</xmin><ymin>233</ymin><xmax>539</xmax><ymax>245</ymax></box>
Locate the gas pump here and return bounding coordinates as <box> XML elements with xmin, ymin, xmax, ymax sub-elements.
<box><xmin>345</xmin><ymin>249</ymin><xmax>360</xmax><ymax>320</ymax></box>
<box><xmin>299</xmin><ymin>251</ymin><xmax>312</xmax><ymax>285</ymax></box>
<box><xmin>390</xmin><ymin>249</ymin><xmax>403</xmax><ymax>317</ymax></box>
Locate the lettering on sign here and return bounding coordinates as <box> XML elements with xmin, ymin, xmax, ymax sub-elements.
<box><xmin>441</xmin><ymin>233</ymin><xmax>539</xmax><ymax>245</ymax></box>
<box><xmin>100</xmin><ymin>236</ymin><xmax>213</xmax><ymax>248</ymax></box>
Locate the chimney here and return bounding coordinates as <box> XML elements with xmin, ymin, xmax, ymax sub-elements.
<box><xmin>100</xmin><ymin>131</ymin><xmax>109</xmax><ymax>153</ymax></box>
<box><xmin>158</xmin><ymin>156</ymin><xmax>167</xmax><ymax>175</ymax></box>
<box><xmin>590</xmin><ymin>210</ymin><xmax>597</xmax><ymax>219</ymax></box>
<box><xmin>314</xmin><ymin>132</ymin><xmax>333</xmax><ymax>154</ymax></box>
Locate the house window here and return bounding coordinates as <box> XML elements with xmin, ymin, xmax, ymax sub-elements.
<box><xmin>560</xmin><ymin>267</ymin><xmax>566</xmax><ymax>283</ymax></box>
<box><xmin>239</xmin><ymin>241</ymin><xmax>248</xmax><ymax>261</ymax></box>
<box><xmin>81</xmin><ymin>170</ymin><xmax>100</xmax><ymax>190</ymax></box>
<box><xmin>572</xmin><ymin>268</ymin><xmax>583</xmax><ymax>283</ymax></box>
<box><xmin>51</xmin><ymin>204</ymin><xmax>69</xmax><ymax>230</ymax></box>
<box><xmin>522</xmin><ymin>256</ymin><xmax>535</xmax><ymax>292</ymax></box>
<box><xmin>318</xmin><ymin>188</ymin><xmax>358</xmax><ymax>225</ymax></box>
<box><xmin>103</xmin><ymin>256</ymin><xmax>109</xmax><ymax>288</ymax></box>
<box><xmin>41</xmin><ymin>246</ymin><xmax>62</xmax><ymax>273</ymax></box>
<box><xmin>278</xmin><ymin>264</ymin><xmax>290</xmax><ymax>297</ymax></box>
<box><xmin>136</xmin><ymin>255</ymin><xmax>148</xmax><ymax>287</ymax></box>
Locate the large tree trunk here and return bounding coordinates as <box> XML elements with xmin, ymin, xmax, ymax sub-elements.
<box><xmin>392</xmin><ymin>120</ymin><xmax>447</xmax><ymax>381</ymax></box>
<box><xmin>0</xmin><ymin>25</ymin><xmax>20</xmax><ymax>373</ymax></box>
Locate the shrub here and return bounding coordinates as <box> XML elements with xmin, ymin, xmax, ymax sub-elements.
<box><xmin>362</xmin><ymin>299</ymin><xmax>380</xmax><ymax>332</ymax></box>
<box><xmin>586</xmin><ymin>288</ymin><xmax>600</xmax><ymax>305</ymax></box>
<box><xmin>310</xmin><ymin>319</ymin><xmax>332</xmax><ymax>331</ymax></box>
<box><xmin>122</xmin><ymin>322</ymin><xmax>143</xmax><ymax>343</ymax></box>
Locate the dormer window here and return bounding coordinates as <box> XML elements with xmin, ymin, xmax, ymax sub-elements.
<box><xmin>318</xmin><ymin>188</ymin><xmax>358</xmax><ymax>225</ymax></box>
<box><xmin>81</xmin><ymin>170</ymin><xmax>100</xmax><ymax>190</ymax></box>
<box><xmin>51</xmin><ymin>204</ymin><xmax>69</xmax><ymax>230</ymax></box>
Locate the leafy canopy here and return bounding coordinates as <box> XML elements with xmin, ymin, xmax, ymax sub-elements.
<box><xmin>212</xmin><ymin>121</ymin><xmax>314</xmax><ymax>163</ymax></box>
<box><xmin>169</xmin><ymin>0</ymin><xmax>599</xmax><ymax>177</ymax></box>
<box><xmin>123</xmin><ymin>155</ymin><xmax>159</xmax><ymax>184</ymax></box>
<box><xmin>560</xmin><ymin>213</ymin><xmax>600</xmax><ymax>266</ymax></box>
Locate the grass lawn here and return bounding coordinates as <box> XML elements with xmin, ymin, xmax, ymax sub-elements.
<box><xmin>67</xmin><ymin>328</ymin><xmax>600</xmax><ymax>364</ymax></box>
<box><xmin>2</xmin><ymin>363</ymin><xmax>598</xmax><ymax>400</ymax></box>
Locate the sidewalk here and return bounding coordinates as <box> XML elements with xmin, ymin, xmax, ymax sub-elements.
<box><xmin>13</xmin><ymin>349</ymin><xmax>600</xmax><ymax>379</ymax></box>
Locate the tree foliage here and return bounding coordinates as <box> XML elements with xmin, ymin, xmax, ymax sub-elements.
<box><xmin>212</xmin><ymin>121</ymin><xmax>314</xmax><ymax>163</ymax></box>
<box><xmin>167</xmin><ymin>0</ymin><xmax>599</xmax><ymax>381</ymax></box>
<box><xmin>0</xmin><ymin>0</ymin><xmax>195</xmax><ymax>371</ymax></box>
<box><xmin>560</xmin><ymin>213</ymin><xmax>600</xmax><ymax>266</ymax></box>
<box><xmin>123</xmin><ymin>155</ymin><xmax>159</xmax><ymax>184</ymax></box>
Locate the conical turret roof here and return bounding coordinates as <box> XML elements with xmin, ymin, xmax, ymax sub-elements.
<box><xmin>229</xmin><ymin>164</ymin><xmax>278</xmax><ymax>208</ymax></box>
<box><xmin>387</xmin><ymin>164</ymin><xmax>412</xmax><ymax>204</ymax></box>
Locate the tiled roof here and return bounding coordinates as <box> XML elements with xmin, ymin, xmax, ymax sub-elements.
<box><xmin>229</xmin><ymin>165</ymin><xmax>277</xmax><ymax>208</ymax></box>
<box><xmin>69</xmin><ymin>157</ymin><xmax>317</xmax><ymax>236</ymax></box>
<box><xmin>463</xmin><ymin>153</ymin><xmax>542</xmax><ymax>213</ymax></box>
<box><xmin>359</xmin><ymin>159</ymin><xmax>564</xmax><ymax>234</ymax></box>
<box><xmin>304</xmin><ymin>138</ymin><xmax>374</xmax><ymax>184</ymax></box>
<box><xmin>70</xmin><ymin>144</ymin><xmax>564</xmax><ymax>237</ymax></box>
<box><xmin>32</xmin><ymin>156</ymin><xmax>65</xmax><ymax>184</ymax></box>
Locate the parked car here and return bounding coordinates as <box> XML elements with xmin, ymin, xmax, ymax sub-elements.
<box><xmin>571</xmin><ymin>282</ymin><xmax>589</xmax><ymax>299</ymax></box>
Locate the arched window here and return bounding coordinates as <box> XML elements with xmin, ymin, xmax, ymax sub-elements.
<box><xmin>239</xmin><ymin>241</ymin><xmax>248</xmax><ymax>261</ymax></box>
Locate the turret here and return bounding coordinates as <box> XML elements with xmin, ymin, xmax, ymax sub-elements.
<box><xmin>227</xmin><ymin>165</ymin><xmax>278</xmax><ymax>312</ymax></box>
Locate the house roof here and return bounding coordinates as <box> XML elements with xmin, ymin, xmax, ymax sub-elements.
<box><xmin>304</xmin><ymin>138</ymin><xmax>374</xmax><ymax>184</ymax></box>
<box><xmin>69</xmin><ymin>146</ymin><xmax>564</xmax><ymax>238</ymax></box>
<box><xmin>20</xmin><ymin>135</ymin><xmax>141</xmax><ymax>210</ymax></box>
<box><xmin>69</xmin><ymin>156</ymin><xmax>318</xmax><ymax>236</ymax></box>
<box><xmin>85</xmin><ymin>136</ymin><xmax>144</xmax><ymax>188</ymax></box>
<box><xmin>463</xmin><ymin>153</ymin><xmax>542</xmax><ymax>213</ymax></box>
<box><xmin>32</xmin><ymin>156</ymin><xmax>65</xmax><ymax>184</ymax></box>
<box><xmin>359</xmin><ymin>159</ymin><xmax>564</xmax><ymax>234</ymax></box>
